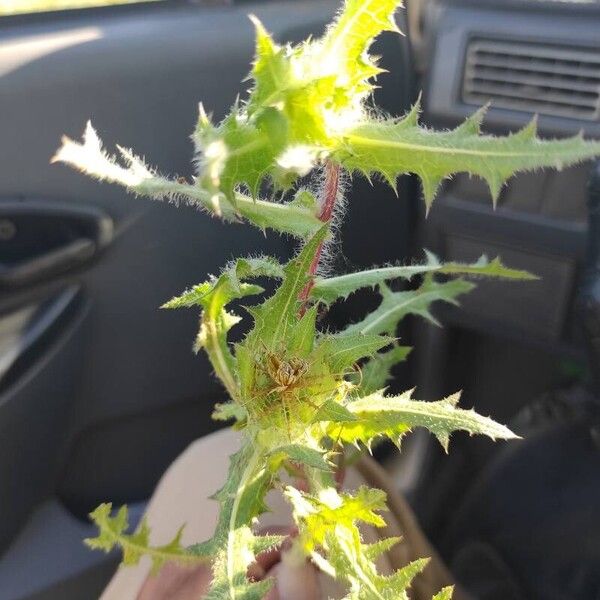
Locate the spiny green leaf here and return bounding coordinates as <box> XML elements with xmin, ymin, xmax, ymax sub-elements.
<box><xmin>193</xmin><ymin>309</ymin><xmax>242</xmax><ymax>397</ymax></box>
<box><xmin>344</xmin><ymin>277</ymin><xmax>474</xmax><ymax>336</ymax></box>
<box><xmin>271</xmin><ymin>444</ymin><xmax>333</xmax><ymax>471</ymax></box>
<box><xmin>162</xmin><ymin>256</ymin><xmax>284</xmax><ymax>397</ymax></box>
<box><xmin>162</xmin><ymin>283</ymin><xmax>262</xmax><ymax>312</ymax></box>
<box><xmin>330</xmin><ymin>402</ymin><xmax>410</xmax><ymax>451</ymax></box>
<box><xmin>236</xmin><ymin>189</ymin><xmax>321</xmax><ymax>238</ymax></box>
<box><xmin>336</xmin><ymin>389</ymin><xmax>519</xmax><ymax>451</ymax></box>
<box><xmin>52</xmin><ymin>123</ymin><xmax>321</xmax><ymax>239</ymax></box>
<box><xmin>287</xmin><ymin>485</ymin><xmax>428</xmax><ymax>600</ymax></box>
<box><xmin>286</xmin><ymin>485</ymin><xmax>388</xmax><ymax>552</ymax></box>
<box><xmin>234</xmin><ymin>343</ymin><xmax>256</xmax><ymax>402</ymax></box>
<box><xmin>311</xmin><ymin>399</ymin><xmax>358</xmax><ymax>424</ymax></box>
<box><xmin>362</xmin><ymin>537</ymin><xmax>402</xmax><ymax>562</ymax></box>
<box><xmin>251</xmin><ymin>534</ymin><xmax>286</xmax><ymax>555</ymax></box>
<box><xmin>246</xmin><ymin>226</ymin><xmax>328</xmax><ymax>348</ymax></box>
<box><xmin>248</xmin><ymin>15</ymin><xmax>292</xmax><ymax>111</ymax></box>
<box><xmin>86</xmin><ymin>504</ymin><xmax>206</xmax><ymax>574</ymax></box>
<box><xmin>317</xmin><ymin>332</ymin><xmax>394</xmax><ymax>372</ymax></box>
<box><xmin>162</xmin><ymin>256</ymin><xmax>283</xmax><ymax>311</ymax></box>
<box><xmin>287</xmin><ymin>305</ymin><xmax>318</xmax><ymax>357</ymax></box>
<box><xmin>312</xmin><ymin>251</ymin><xmax>536</xmax><ymax>305</ymax></box>
<box><xmin>434</xmin><ymin>252</ymin><xmax>537</xmax><ymax>280</ymax></box>
<box><xmin>337</xmin><ymin>105</ymin><xmax>600</xmax><ymax>209</ymax></box>
<box><xmin>356</xmin><ymin>345</ymin><xmax>412</xmax><ymax>396</ymax></box>
<box><xmin>195</xmin><ymin>106</ymin><xmax>288</xmax><ymax>200</ymax></box>
<box><xmin>432</xmin><ymin>587</ymin><xmax>454</xmax><ymax>600</ymax></box>
<box><xmin>193</xmin><ymin>18</ymin><xmax>322</xmax><ymax>198</ymax></box>
<box><xmin>333</xmin><ymin>536</ymin><xmax>429</xmax><ymax>599</ymax></box>
<box><xmin>212</xmin><ymin>402</ymin><xmax>248</xmax><ymax>424</ymax></box>
<box><xmin>184</xmin><ymin>0</ymin><xmax>408</xmax><ymax>200</ymax></box>
<box><xmin>324</xmin><ymin>0</ymin><xmax>401</xmax><ymax>61</ymax></box>
<box><xmin>321</xmin><ymin>0</ymin><xmax>401</xmax><ymax>91</ymax></box>
<box><xmin>378</xmin><ymin>558</ymin><xmax>430</xmax><ymax>600</ymax></box>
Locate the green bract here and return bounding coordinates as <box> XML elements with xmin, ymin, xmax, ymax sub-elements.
<box><xmin>55</xmin><ymin>0</ymin><xmax>600</xmax><ymax>598</ymax></box>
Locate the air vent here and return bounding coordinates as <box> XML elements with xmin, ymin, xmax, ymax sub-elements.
<box><xmin>463</xmin><ymin>39</ymin><xmax>600</xmax><ymax>121</ymax></box>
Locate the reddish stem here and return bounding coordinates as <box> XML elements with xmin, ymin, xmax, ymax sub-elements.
<box><xmin>298</xmin><ymin>161</ymin><xmax>341</xmax><ymax>314</ymax></box>
<box><xmin>318</xmin><ymin>161</ymin><xmax>341</xmax><ymax>223</ymax></box>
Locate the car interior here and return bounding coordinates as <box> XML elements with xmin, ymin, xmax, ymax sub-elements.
<box><xmin>1</xmin><ymin>0</ymin><xmax>599</xmax><ymax>598</ymax></box>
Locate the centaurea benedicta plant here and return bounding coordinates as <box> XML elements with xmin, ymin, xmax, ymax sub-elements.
<box><xmin>53</xmin><ymin>1</ymin><xmax>600</xmax><ymax>597</ymax></box>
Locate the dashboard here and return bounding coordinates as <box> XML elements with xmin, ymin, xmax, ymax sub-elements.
<box><xmin>419</xmin><ymin>0</ymin><xmax>600</xmax><ymax>353</ymax></box>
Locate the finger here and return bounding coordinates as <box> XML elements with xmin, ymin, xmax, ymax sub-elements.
<box><xmin>264</xmin><ymin>556</ymin><xmax>320</xmax><ymax>600</ymax></box>
<box><xmin>248</xmin><ymin>526</ymin><xmax>296</xmax><ymax>580</ymax></box>
<box><xmin>137</xmin><ymin>563</ymin><xmax>212</xmax><ymax>600</ymax></box>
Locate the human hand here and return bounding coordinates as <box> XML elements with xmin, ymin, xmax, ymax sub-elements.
<box><xmin>136</xmin><ymin>462</ymin><xmax>345</xmax><ymax>600</ymax></box>
<box><xmin>136</xmin><ymin>528</ymin><xmax>320</xmax><ymax>600</ymax></box>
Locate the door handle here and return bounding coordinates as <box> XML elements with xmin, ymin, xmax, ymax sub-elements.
<box><xmin>0</xmin><ymin>200</ymin><xmax>113</xmax><ymax>290</ymax></box>
<box><xmin>0</xmin><ymin>238</ymin><xmax>95</xmax><ymax>289</ymax></box>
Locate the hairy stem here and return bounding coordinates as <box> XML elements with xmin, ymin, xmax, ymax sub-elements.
<box><xmin>298</xmin><ymin>161</ymin><xmax>341</xmax><ymax>313</ymax></box>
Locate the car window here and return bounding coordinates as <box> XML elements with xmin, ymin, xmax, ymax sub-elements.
<box><xmin>0</xmin><ymin>0</ymin><xmax>160</xmax><ymax>17</ymax></box>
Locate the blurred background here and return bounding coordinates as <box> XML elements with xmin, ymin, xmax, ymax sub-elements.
<box><xmin>1</xmin><ymin>1</ymin><xmax>148</xmax><ymax>14</ymax></box>
<box><xmin>0</xmin><ymin>0</ymin><xmax>599</xmax><ymax>598</ymax></box>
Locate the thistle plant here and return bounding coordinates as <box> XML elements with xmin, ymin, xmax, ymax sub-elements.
<box><xmin>53</xmin><ymin>1</ymin><xmax>600</xmax><ymax>598</ymax></box>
